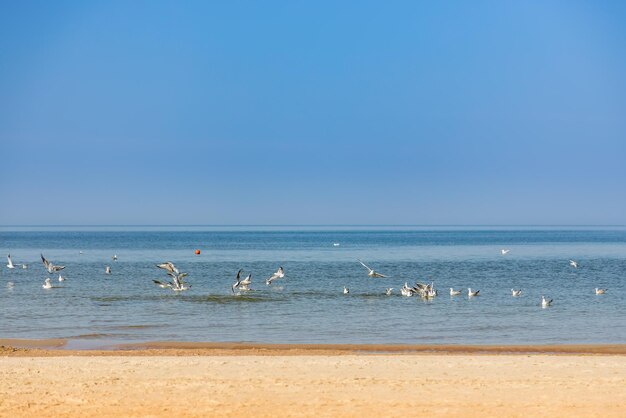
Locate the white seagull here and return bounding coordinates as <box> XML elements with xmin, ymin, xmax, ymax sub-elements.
<box><xmin>333</xmin><ymin>243</ymin><xmax>340</xmax><ymax>247</ymax></box>
<box><xmin>42</xmin><ymin>278</ymin><xmax>52</xmax><ymax>289</ymax></box>
<box><xmin>6</xmin><ymin>254</ymin><xmax>15</xmax><ymax>269</ymax></box>
<box><xmin>58</xmin><ymin>274</ymin><xmax>65</xmax><ymax>282</ymax></box>
<box><xmin>595</xmin><ymin>288</ymin><xmax>607</xmax><ymax>295</ymax></box>
<box><xmin>501</xmin><ymin>249</ymin><xmax>510</xmax><ymax>255</ymax></box>
<box><xmin>21</xmin><ymin>264</ymin><xmax>27</xmax><ymax>269</ymax></box>
<box><xmin>112</xmin><ymin>254</ymin><xmax>118</xmax><ymax>261</ymax></box>
<box><xmin>105</xmin><ymin>266</ymin><xmax>111</xmax><ymax>274</ymax></box>
<box><xmin>232</xmin><ymin>269</ymin><xmax>252</xmax><ymax>293</ymax></box>
<box><xmin>511</xmin><ymin>289</ymin><xmax>522</xmax><ymax>297</ymax></box>
<box><xmin>569</xmin><ymin>260</ymin><xmax>579</xmax><ymax>269</ymax></box>
<box><xmin>266</xmin><ymin>266</ymin><xmax>285</xmax><ymax>286</ymax></box>
<box><xmin>385</xmin><ymin>288</ymin><xmax>394</xmax><ymax>296</ymax></box>
<box><xmin>41</xmin><ymin>254</ymin><xmax>65</xmax><ymax>273</ymax></box>
<box><xmin>468</xmin><ymin>288</ymin><xmax>480</xmax><ymax>297</ymax></box>
<box><xmin>343</xmin><ymin>286</ymin><xmax>349</xmax><ymax>294</ymax></box>
<box><xmin>358</xmin><ymin>260</ymin><xmax>386</xmax><ymax>278</ymax></box>
<box><xmin>449</xmin><ymin>288</ymin><xmax>462</xmax><ymax>296</ymax></box>
<box><xmin>153</xmin><ymin>262</ymin><xmax>190</xmax><ymax>292</ymax></box>
<box><xmin>541</xmin><ymin>296</ymin><xmax>553</xmax><ymax>308</ymax></box>
<box><xmin>400</xmin><ymin>282</ymin><xmax>414</xmax><ymax>297</ymax></box>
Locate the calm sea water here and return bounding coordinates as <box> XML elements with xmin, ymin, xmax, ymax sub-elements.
<box><xmin>1</xmin><ymin>226</ymin><xmax>625</xmax><ymax>346</ymax></box>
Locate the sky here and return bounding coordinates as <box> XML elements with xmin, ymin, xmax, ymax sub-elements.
<box><xmin>1</xmin><ymin>0</ymin><xmax>625</xmax><ymax>225</ymax></box>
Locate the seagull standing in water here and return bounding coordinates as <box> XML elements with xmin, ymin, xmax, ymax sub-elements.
<box><xmin>58</xmin><ymin>274</ymin><xmax>65</xmax><ymax>282</ymax></box>
<box><xmin>569</xmin><ymin>260</ymin><xmax>579</xmax><ymax>269</ymax></box>
<box><xmin>266</xmin><ymin>266</ymin><xmax>285</xmax><ymax>286</ymax></box>
<box><xmin>358</xmin><ymin>260</ymin><xmax>386</xmax><ymax>278</ymax></box>
<box><xmin>541</xmin><ymin>296</ymin><xmax>553</xmax><ymax>308</ymax></box>
<box><xmin>511</xmin><ymin>289</ymin><xmax>522</xmax><ymax>297</ymax></box>
<box><xmin>42</xmin><ymin>278</ymin><xmax>52</xmax><ymax>289</ymax></box>
<box><xmin>105</xmin><ymin>266</ymin><xmax>111</xmax><ymax>274</ymax></box>
<box><xmin>450</xmin><ymin>288</ymin><xmax>462</xmax><ymax>296</ymax></box>
<box><xmin>6</xmin><ymin>254</ymin><xmax>15</xmax><ymax>269</ymax></box>
<box><xmin>343</xmin><ymin>286</ymin><xmax>349</xmax><ymax>294</ymax></box>
<box><xmin>41</xmin><ymin>254</ymin><xmax>65</xmax><ymax>274</ymax></box>
<box><xmin>595</xmin><ymin>288</ymin><xmax>607</xmax><ymax>295</ymax></box>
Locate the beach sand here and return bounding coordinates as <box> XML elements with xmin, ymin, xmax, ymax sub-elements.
<box><xmin>1</xmin><ymin>342</ymin><xmax>625</xmax><ymax>417</ymax></box>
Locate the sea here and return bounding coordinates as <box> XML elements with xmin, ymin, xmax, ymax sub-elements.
<box><xmin>1</xmin><ymin>226</ymin><xmax>625</xmax><ymax>347</ymax></box>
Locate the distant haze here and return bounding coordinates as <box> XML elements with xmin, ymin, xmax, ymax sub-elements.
<box><xmin>1</xmin><ymin>1</ymin><xmax>625</xmax><ymax>225</ymax></box>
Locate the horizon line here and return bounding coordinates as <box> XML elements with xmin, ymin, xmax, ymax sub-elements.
<box><xmin>1</xmin><ymin>224</ymin><xmax>625</xmax><ymax>228</ymax></box>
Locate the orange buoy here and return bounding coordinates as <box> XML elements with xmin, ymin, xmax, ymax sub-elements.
<box><xmin>195</xmin><ymin>249</ymin><xmax>201</xmax><ymax>255</ymax></box>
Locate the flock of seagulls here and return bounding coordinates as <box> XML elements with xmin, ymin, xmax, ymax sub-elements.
<box><xmin>343</xmin><ymin>254</ymin><xmax>608</xmax><ymax>308</ymax></box>
<box><xmin>2</xmin><ymin>249</ymin><xmax>611</xmax><ymax>308</ymax></box>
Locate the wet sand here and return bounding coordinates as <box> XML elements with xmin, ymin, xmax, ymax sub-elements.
<box><xmin>1</xmin><ymin>341</ymin><xmax>625</xmax><ymax>417</ymax></box>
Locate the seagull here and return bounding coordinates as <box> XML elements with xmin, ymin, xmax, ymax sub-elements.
<box><xmin>333</xmin><ymin>243</ymin><xmax>340</xmax><ymax>247</ymax></box>
<box><xmin>595</xmin><ymin>288</ymin><xmax>607</xmax><ymax>295</ymax></box>
<box><xmin>112</xmin><ymin>255</ymin><xmax>118</xmax><ymax>261</ymax></box>
<box><xmin>156</xmin><ymin>262</ymin><xmax>179</xmax><ymax>275</ymax></box>
<box><xmin>266</xmin><ymin>266</ymin><xmax>285</xmax><ymax>286</ymax></box>
<box><xmin>358</xmin><ymin>260</ymin><xmax>386</xmax><ymax>278</ymax></box>
<box><xmin>400</xmin><ymin>282</ymin><xmax>414</xmax><ymax>297</ymax></box>
<box><xmin>79</xmin><ymin>251</ymin><xmax>83</xmax><ymax>255</ymax></box>
<box><xmin>105</xmin><ymin>266</ymin><xmax>111</xmax><ymax>274</ymax></box>
<box><xmin>58</xmin><ymin>274</ymin><xmax>65</xmax><ymax>282</ymax></box>
<box><xmin>468</xmin><ymin>288</ymin><xmax>480</xmax><ymax>297</ymax></box>
<box><xmin>501</xmin><ymin>249</ymin><xmax>510</xmax><ymax>255</ymax></box>
<box><xmin>232</xmin><ymin>269</ymin><xmax>252</xmax><ymax>293</ymax></box>
<box><xmin>450</xmin><ymin>288</ymin><xmax>462</xmax><ymax>296</ymax></box>
<box><xmin>41</xmin><ymin>254</ymin><xmax>65</xmax><ymax>274</ymax></box>
<box><xmin>21</xmin><ymin>264</ymin><xmax>27</xmax><ymax>269</ymax></box>
<box><xmin>42</xmin><ymin>278</ymin><xmax>52</xmax><ymax>289</ymax></box>
<box><xmin>343</xmin><ymin>286</ymin><xmax>349</xmax><ymax>294</ymax></box>
<box><xmin>153</xmin><ymin>262</ymin><xmax>190</xmax><ymax>292</ymax></box>
<box><xmin>569</xmin><ymin>260</ymin><xmax>579</xmax><ymax>269</ymax></box>
<box><xmin>6</xmin><ymin>254</ymin><xmax>15</xmax><ymax>269</ymax></box>
<box><xmin>541</xmin><ymin>296</ymin><xmax>553</xmax><ymax>308</ymax></box>
<box><xmin>511</xmin><ymin>289</ymin><xmax>522</xmax><ymax>297</ymax></box>
<box><xmin>385</xmin><ymin>288</ymin><xmax>393</xmax><ymax>296</ymax></box>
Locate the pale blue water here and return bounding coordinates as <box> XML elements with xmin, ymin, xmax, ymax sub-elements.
<box><xmin>1</xmin><ymin>226</ymin><xmax>625</xmax><ymax>346</ymax></box>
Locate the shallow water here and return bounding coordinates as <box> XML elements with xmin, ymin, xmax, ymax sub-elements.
<box><xmin>1</xmin><ymin>226</ymin><xmax>625</xmax><ymax>345</ymax></box>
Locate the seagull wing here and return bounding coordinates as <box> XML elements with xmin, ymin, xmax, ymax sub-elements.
<box><xmin>358</xmin><ymin>260</ymin><xmax>373</xmax><ymax>272</ymax></box>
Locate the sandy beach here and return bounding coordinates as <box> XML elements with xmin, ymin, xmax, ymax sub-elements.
<box><xmin>1</xmin><ymin>342</ymin><xmax>625</xmax><ymax>417</ymax></box>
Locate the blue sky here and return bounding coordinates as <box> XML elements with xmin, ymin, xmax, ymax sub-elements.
<box><xmin>1</xmin><ymin>1</ymin><xmax>625</xmax><ymax>225</ymax></box>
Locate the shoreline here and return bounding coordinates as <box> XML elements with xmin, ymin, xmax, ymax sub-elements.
<box><xmin>2</xmin><ymin>338</ymin><xmax>626</xmax><ymax>356</ymax></box>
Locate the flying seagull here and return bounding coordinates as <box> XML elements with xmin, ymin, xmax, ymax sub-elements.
<box><xmin>511</xmin><ymin>289</ymin><xmax>522</xmax><ymax>297</ymax></box>
<box><xmin>7</xmin><ymin>254</ymin><xmax>15</xmax><ymax>269</ymax></box>
<box><xmin>569</xmin><ymin>260</ymin><xmax>579</xmax><ymax>269</ymax></box>
<box><xmin>58</xmin><ymin>274</ymin><xmax>65</xmax><ymax>282</ymax></box>
<box><xmin>358</xmin><ymin>260</ymin><xmax>386</xmax><ymax>278</ymax></box>
<box><xmin>266</xmin><ymin>266</ymin><xmax>285</xmax><ymax>286</ymax></box>
<box><xmin>42</xmin><ymin>278</ymin><xmax>53</xmax><ymax>289</ymax></box>
<box><xmin>153</xmin><ymin>262</ymin><xmax>190</xmax><ymax>292</ymax></box>
<box><xmin>385</xmin><ymin>288</ymin><xmax>394</xmax><ymax>296</ymax></box>
<box><xmin>541</xmin><ymin>295</ymin><xmax>553</xmax><ymax>308</ymax></box>
<box><xmin>343</xmin><ymin>286</ymin><xmax>349</xmax><ymax>294</ymax></box>
<box><xmin>232</xmin><ymin>269</ymin><xmax>252</xmax><ymax>293</ymax></box>
<box><xmin>501</xmin><ymin>249</ymin><xmax>510</xmax><ymax>255</ymax></box>
<box><xmin>41</xmin><ymin>254</ymin><xmax>65</xmax><ymax>274</ymax></box>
